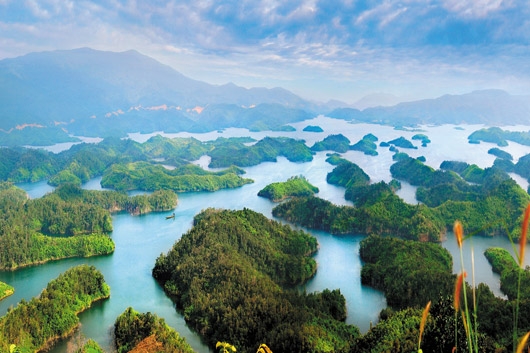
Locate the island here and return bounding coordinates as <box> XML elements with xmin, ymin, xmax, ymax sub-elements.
<box><xmin>257</xmin><ymin>175</ymin><xmax>319</xmax><ymax>202</ymax></box>
<box><xmin>0</xmin><ymin>265</ymin><xmax>110</xmax><ymax>353</ymax></box>
<box><xmin>302</xmin><ymin>125</ymin><xmax>324</xmax><ymax>132</ymax></box>
<box><xmin>350</xmin><ymin>133</ymin><xmax>379</xmax><ymax>155</ymax></box>
<box><xmin>153</xmin><ymin>208</ymin><xmax>358</xmax><ymax>353</ymax></box>
<box><xmin>386</xmin><ymin>136</ymin><xmax>417</xmax><ymax>149</ymax></box>
<box><xmin>412</xmin><ymin>133</ymin><xmax>431</xmax><ymax>147</ymax></box>
<box><xmin>392</xmin><ymin>156</ymin><xmax>530</xmax><ymax>237</ymax></box>
<box><xmin>115</xmin><ymin>307</ymin><xmax>195</xmax><ymax>353</ymax></box>
<box><xmin>467</xmin><ymin>127</ymin><xmax>530</xmax><ymax>147</ymax></box>
<box><xmin>0</xmin><ymin>282</ymin><xmax>14</xmax><ymax>301</ymax></box>
<box><xmin>310</xmin><ymin>133</ymin><xmax>351</xmax><ymax>153</ymax></box>
<box><xmin>101</xmin><ymin>162</ymin><xmax>253</xmax><ymax>192</ymax></box>
<box><xmin>488</xmin><ymin>147</ymin><xmax>513</xmax><ymax>160</ymax></box>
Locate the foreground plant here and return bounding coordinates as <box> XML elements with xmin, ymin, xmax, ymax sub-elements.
<box><xmin>453</xmin><ymin>203</ymin><xmax>530</xmax><ymax>353</ymax></box>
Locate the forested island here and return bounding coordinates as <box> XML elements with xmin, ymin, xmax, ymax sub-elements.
<box><xmin>273</xmin><ymin>159</ymin><xmax>443</xmax><ymax>241</ymax></box>
<box><xmin>0</xmin><ymin>182</ymin><xmax>177</xmax><ymax>269</ymax></box>
<box><xmin>257</xmin><ymin>175</ymin><xmax>319</xmax><ymax>201</ymax></box>
<box><xmin>153</xmin><ymin>208</ymin><xmax>359</xmax><ymax>353</ymax></box>
<box><xmin>0</xmin><ymin>265</ymin><xmax>110</xmax><ymax>353</ymax></box>
<box><xmin>4</xmin><ymin>123</ymin><xmax>530</xmax><ymax>352</ymax></box>
<box><xmin>114</xmin><ymin>307</ymin><xmax>195</xmax><ymax>353</ymax></box>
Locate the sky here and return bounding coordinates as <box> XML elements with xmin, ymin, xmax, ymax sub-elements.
<box><xmin>0</xmin><ymin>0</ymin><xmax>529</xmax><ymax>103</ymax></box>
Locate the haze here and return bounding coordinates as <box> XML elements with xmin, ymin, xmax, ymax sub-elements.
<box><xmin>1</xmin><ymin>0</ymin><xmax>529</xmax><ymax>104</ymax></box>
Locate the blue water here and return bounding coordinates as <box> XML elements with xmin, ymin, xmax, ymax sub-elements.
<box><xmin>5</xmin><ymin>118</ymin><xmax>530</xmax><ymax>352</ymax></box>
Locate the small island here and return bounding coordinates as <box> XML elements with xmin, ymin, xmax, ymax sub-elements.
<box><xmin>311</xmin><ymin>133</ymin><xmax>351</xmax><ymax>153</ymax></box>
<box><xmin>258</xmin><ymin>175</ymin><xmax>319</xmax><ymax>202</ymax></box>
<box><xmin>115</xmin><ymin>307</ymin><xmax>195</xmax><ymax>353</ymax></box>
<box><xmin>0</xmin><ymin>281</ymin><xmax>14</xmax><ymax>301</ymax></box>
<box><xmin>0</xmin><ymin>265</ymin><xmax>110</xmax><ymax>353</ymax></box>
<box><xmin>350</xmin><ymin>133</ymin><xmax>379</xmax><ymax>155</ymax></box>
<box><xmin>303</xmin><ymin>125</ymin><xmax>324</xmax><ymax>132</ymax></box>
<box><xmin>488</xmin><ymin>147</ymin><xmax>513</xmax><ymax>160</ymax></box>
<box><xmin>412</xmin><ymin>133</ymin><xmax>431</xmax><ymax>147</ymax></box>
<box><xmin>386</xmin><ymin>136</ymin><xmax>417</xmax><ymax>149</ymax></box>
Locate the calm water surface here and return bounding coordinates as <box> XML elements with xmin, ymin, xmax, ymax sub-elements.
<box><xmin>5</xmin><ymin>118</ymin><xmax>530</xmax><ymax>351</ymax></box>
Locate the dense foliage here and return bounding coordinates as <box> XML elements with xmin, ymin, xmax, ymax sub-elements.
<box><xmin>0</xmin><ymin>184</ymin><xmax>115</xmax><ymax>270</ymax></box>
<box><xmin>468</xmin><ymin>126</ymin><xmax>530</xmax><ymax>147</ymax></box>
<box><xmin>325</xmin><ymin>159</ymin><xmax>370</xmax><ymax>199</ymax></box>
<box><xmin>412</xmin><ymin>133</ymin><xmax>431</xmax><ymax>146</ymax></box>
<box><xmin>0</xmin><ymin>265</ymin><xmax>110</xmax><ymax>352</ymax></box>
<box><xmin>393</xmin><ymin>156</ymin><xmax>530</xmax><ymax>238</ymax></box>
<box><xmin>386</xmin><ymin>136</ymin><xmax>417</xmax><ymax>149</ymax></box>
<box><xmin>101</xmin><ymin>161</ymin><xmax>253</xmax><ymax>192</ymax></box>
<box><xmin>153</xmin><ymin>208</ymin><xmax>359</xmax><ymax>353</ymax></box>
<box><xmin>273</xmin><ymin>185</ymin><xmax>445</xmax><ymax>241</ymax></box>
<box><xmin>0</xmin><ymin>282</ymin><xmax>14</xmax><ymax>301</ymax></box>
<box><xmin>75</xmin><ymin>339</ymin><xmax>104</xmax><ymax>353</ymax></box>
<box><xmin>311</xmin><ymin>134</ymin><xmax>351</xmax><ymax>153</ymax></box>
<box><xmin>359</xmin><ymin>235</ymin><xmax>454</xmax><ymax>309</ymax></box>
<box><xmin>54</xmin><ymin>183</ymin><xmax>178</xmax><ymax>215</ymax></box>
<box><xmin>258</xmin><ymin>176</ymin><xmax>319</xmax><ymax>201</ymax></box>
<box><xmin>350</xmin><ymin>133</ymin><xmax>379</xmax><ymax>156</ymax></box>
<box><xmin>114</xmin><ymin>307</ymin><xmax>195</xmax><ymax>353</ymax></box>
<box><xmin>484</xmin><ymin>247</ymin><xmax>530</xmax><ymax>301</ymax></box>
<box><xmin>488</xmin><ymin>147</ymin><xmax>513</xmax><ymax>161</ymax></box>
<box><xmin>208</xmin><ymin>136</ymin><xmax>313</xmax><ymax>168</ymax></box>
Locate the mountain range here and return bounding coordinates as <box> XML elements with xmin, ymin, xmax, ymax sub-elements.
<box><xmin>0</xmin><ymin>48</ymin><xmax>529</xmax><ymax>146</ymax></box>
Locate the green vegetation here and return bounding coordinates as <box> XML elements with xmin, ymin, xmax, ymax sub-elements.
<box><xmin>208</xmin><ymin>136</ymin><xmax>313</xmax><ymax>168</ymax></box>
<box><xmin>273</xmin><ymin>190</ymin><xmax>444</xmax><ymax>241</ymax></box>
<box><xmin>393</xmin><ymin>156</ymin><xmax>530</xmax><ymax>238</ymax></box>
<box><xmin>0</xmin><ymin>184</ymin><xmax>115</xmax><ymax>270</ymax></box>
<box><xmin>488</xmin><ymin>147</ymin><xmax>513</xmax><ymax>160</ymax></box>
<box><xmin>326</xmin><ymin>158</ymin><xmax>370</xmax><ymax>198</ymax></box>
<box><xmin>101</xmin><ymin>161</ymin><xmax>253</xmax><ymax>192</ymax></box>
<box><xmin>350</xmin><ymin>133</ymin><xmax>379</xmax><ymax>155</ymax></box>
<box><xmin>303</xmin><ymin>125</ymin><xmax>323</xmax><ymax>132</ymax></box>
<box><xmin>386</xmin><ymin>136</ymin><xmax>417</xmax><ymax>149</ymax></box>
<box><xmin>0</xmin><ymin>182</ymin><xmax>177</xmax><ymax>269</ymax></box>
<box><xmin>75</xmin><ymin>339</ymin><xmax>104</xmax><ymax>353</ymax></box>
<box><xmin>484</xmin><ymin>247</ymin><xmax>530</xmax><ymax>301</ymax></box>
<box><xmin>0</xmin><ymin>265</ymin><xmax>110</xmax><ymax>353</ymax></box>
<box><xmin>0</xmin><ymin>281</ymin><xmax>14</xmax><ymax>301</ymax></box>
<box><xmin>468</xmin><ymin>127</ymin><xmax>530</xmax><ymax>147</ymax></box>
<box><xmin>257</xmin><ymin>176</ymin><xmax>319</xmax><ymax>202</ymax></box>
<box><xmin>153</xmin><ymin>208</ymin><xmax>359</xmax><ymax>353</ymax></box>
<box><xmin>311</xmin><ymin>134</ymin><xmax>351</xmax><ymax>153</ymax></box>
<box><xmin>54</xmin><ymin>183</ymin><xmax>178</xmax><ymax>215</ymax></box>
<box><xmin>359</xmin><ymin>235</ymin><xmax>454</xmax><ymax>309</ymax></box>
<box><xmin>114</xmin><ymin>307</ymin><xmax>195</xmax><ymax>353</ymax></box>
<box><xmin>412</xmin><ymin>133</ymin><xmax>431</xmax><ymax>147</ymax></box>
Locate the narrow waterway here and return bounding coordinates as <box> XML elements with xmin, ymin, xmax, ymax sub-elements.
<box><xmin>4</xmin><ymin>119</ymin><xmax>530</xmax><ymax>352</ymax></box>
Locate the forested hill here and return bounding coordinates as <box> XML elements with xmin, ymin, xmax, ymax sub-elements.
<box><xmin>153</xmin><ymin>208</ymin><xmax>359</xmax><ymax>353</ymax></box>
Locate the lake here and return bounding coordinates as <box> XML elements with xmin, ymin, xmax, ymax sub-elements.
<box><xmin>3</xmin><ymin>116</ymin><xmax>530</xmax><ymax>352</ymax></box>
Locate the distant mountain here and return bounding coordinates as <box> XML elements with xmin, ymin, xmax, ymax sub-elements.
<box><xmin>0</xmin><ymin>48</ymin><xmax>314</xmax><ymax>144</ymax></box>
<box><xmin>352</xmin><ymin>93</ymin><xmax>403</xmax><ymax>110</ymax></box>
<box><xmin>328</xmin><ymin>90</ymin><xmax>530</xmax><ymax>126</ymax></box>
<box><xmin>2</xmin><ymin>48</ymin><xmax>530</xmax><ymax>147</ymax></box>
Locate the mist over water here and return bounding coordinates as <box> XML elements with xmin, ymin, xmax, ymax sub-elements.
<box><xmin>5</xmin><ymin>117</ymin><xmax>530</xmax><ymax>352</ymax></box>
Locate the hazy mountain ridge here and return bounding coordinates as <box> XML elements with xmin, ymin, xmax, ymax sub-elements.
<box><xmin>1</xmin><ymin>48</ymin><xmax>529</xmax><ymax>146</ymax></box>
<box><xmin>329</xmin><ymin>89</ymin><xmax>530</xmax><ymax>126</ymax></box>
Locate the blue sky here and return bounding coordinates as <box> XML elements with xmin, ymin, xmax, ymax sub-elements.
<box><xmin>0</xmin><ymin>0</ymin><xmax>529</xmax><ymax>103</ymax></box>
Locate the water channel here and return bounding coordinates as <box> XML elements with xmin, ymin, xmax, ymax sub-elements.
<box><xmin>2</xmin><ymin>118</ymin><xmax>530</xmax><ymax>352</ymax></box>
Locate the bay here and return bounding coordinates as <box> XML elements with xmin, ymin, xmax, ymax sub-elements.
<box><xmin>4</xmin><ymin>117</ymin><xmax>530</xmax><ymax>352</ymax></box>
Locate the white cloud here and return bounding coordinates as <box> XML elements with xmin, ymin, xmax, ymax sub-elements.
<box><xmin>442</xmin><ymin>0</ymin><xmax>506</xmax><ymax>18</ymax></box>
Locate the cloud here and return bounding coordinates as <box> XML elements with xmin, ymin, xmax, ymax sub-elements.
<box><xmin>0</xmin><ymin>0</ymin><xmax>530</xmax><ymax>102</ymax></box>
